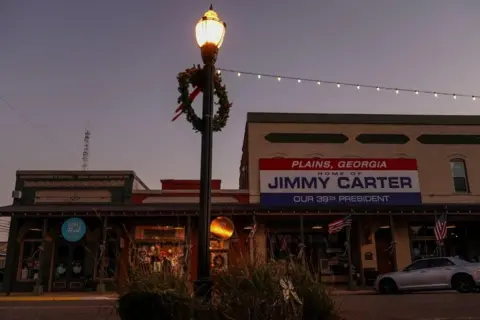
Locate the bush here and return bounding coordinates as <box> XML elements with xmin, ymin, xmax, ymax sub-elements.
<box><xmin>117</xmin><ymin>261</ymin><xmax>340</xmax><ymax>320</ymax></box>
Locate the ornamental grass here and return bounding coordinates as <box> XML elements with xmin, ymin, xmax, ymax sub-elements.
<box><xmin>117</xmin><ymin>260</ymin><xmax>341</xmax><ymax>320</ymax></box>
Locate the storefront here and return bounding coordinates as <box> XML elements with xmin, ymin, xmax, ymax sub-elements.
<box><xmin>238</xmin><ymin>112</ymin><xmax>480</xmax><ymax>283</ymax></box>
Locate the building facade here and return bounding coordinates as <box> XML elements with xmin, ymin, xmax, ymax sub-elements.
<box><xmin>240</xmin><ymin>112</ymin><xmax>480</xmax><ymax>284</ymax></box>
<box><xmin>2</xmin><ymin>112</ymin><xmax>480</xmax><ymax>293</ymax></box>
<box><xmin>0</xmin><ymin>172</ymin><xmax>252</xmax><ymax>293</ymax></box>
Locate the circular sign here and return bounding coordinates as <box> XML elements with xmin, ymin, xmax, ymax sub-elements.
<box><xmin>61</xmin><ymin>217</ymin><xmax>86</xmax><ymax>242</ymax></box>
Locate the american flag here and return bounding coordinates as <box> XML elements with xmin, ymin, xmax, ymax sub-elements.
<box><xmin>434</xmin><ymin>216</ymin><xmax>448</xmax><ymax>243</ymax></box>
<box><xmin>328</xmin><ymin>216</ymin><xmax>352</xmax><ymax>234</ymax></box>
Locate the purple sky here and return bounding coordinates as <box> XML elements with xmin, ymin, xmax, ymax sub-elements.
<box><xmin>1</xmin><ymin>1</ymin><xmax>480</xmax><ymax>237</ymax></box>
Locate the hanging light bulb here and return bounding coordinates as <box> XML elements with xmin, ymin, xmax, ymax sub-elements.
<box><xmin>277</xmin><ymin>77</ymin><xmax>281</xmax><ymax>81</ymax></box>
<box><xmin>434</xmin><ymin>92</ymin><xmax>438</xmax><ymax>98</ymax></box>
<box><xmin>317</xmin><ymin>81</ymin><xmax>321</xmax><ymax>85</ymax></box>
<box><xmin>237</xmin><ymin>72</ymin><xmax>241</xmax><ymax>77</ymax></box>
<box><xmin>357</xmin><ymin>85</ymin><xmax>360</xmax><ymax>90</ymax></box>
<box><xmin>395</xmin><ymin>89</ymin><xmax>399</xmax><ymax>94</ymax></box>
<box><xmin>257</xmin><ymin>75</ymin><xmax>261</xmax><ymax>79</ymax></box>
<box><xmin>453</xmin><ymin>94</ymin><xmax>457</xmax><ymax>99</ymax></box>
<box><xmin>376</xmin><ymin>87</ymin><xmax>380</xmax><ymax>91</ymax></box>
<box><xmin>473</xmin><ymin>96</ymin><xmax>477</xmax><ymax>101</ymax></box>
<box><xmin>297</xmin><ymin>79</ymin><xmax>301</xmax><ymax>83</ymax></box>
<box><xmin>337</xmin><ymin>83</ymin><xmax>341</xmax><ymax>88</ymax></box>
<box><xmin>415</xmin><ymin>91</ymin><xmax>419</xmax><ymax>95</ymax></box>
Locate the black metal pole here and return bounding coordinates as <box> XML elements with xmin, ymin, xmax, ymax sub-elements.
<box><xmin>194</xmin><ymin>55</ymin><xmax>215</xmax><ymax>299</ymax></box>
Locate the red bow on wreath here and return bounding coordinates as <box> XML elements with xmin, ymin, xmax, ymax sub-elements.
<box><xmin>172</xmin><ymin>65</ymin><xmax>232</xmax><ymax>133</ymax></box>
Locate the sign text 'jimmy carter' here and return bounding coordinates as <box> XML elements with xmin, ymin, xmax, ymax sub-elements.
<box><xmin>259</xmin><ymin>158</ymin><xmax>421</xmax><ymax>206</ymax></box>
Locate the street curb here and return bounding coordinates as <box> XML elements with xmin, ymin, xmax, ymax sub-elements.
<box><xmin>330</xmin><ymin>290</ymin><xmax>377</xmax><ymax>296</ymax></box>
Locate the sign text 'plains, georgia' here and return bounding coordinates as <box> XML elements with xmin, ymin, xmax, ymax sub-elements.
<box><xmin>259</xmin><ymin>158</ymin><xmax>421</xmax><ymax>206</ymax></box>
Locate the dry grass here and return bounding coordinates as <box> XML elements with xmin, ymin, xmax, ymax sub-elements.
<box><xmin>118</xmin><ymin>259</ymin><xmax>341</xmax><ymax>320</ymax></box>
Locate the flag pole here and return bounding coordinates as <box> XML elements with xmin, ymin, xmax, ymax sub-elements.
<box><xmin>346</xmin><ymin>224</ymin><xmax>354</xmax><ymax>290</ymax></box>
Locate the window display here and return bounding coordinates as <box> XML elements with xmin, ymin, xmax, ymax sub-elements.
<box><xmin>134</xmin><ymin>226</ymin><xmax>186</xmax><ymax>276</ymax></box>
<box><xmin>135</xmin><ymin>244</ymin><xmax>185</xmax><ymax>275</ymax></box>
<box><xmin>18</xmin><ymin>240</ymin><xmax>42</xmax><ymax>281</ymax></box>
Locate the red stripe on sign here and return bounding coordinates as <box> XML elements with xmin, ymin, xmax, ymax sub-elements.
<box><xmin>259</xmin><ymin>158</ymin><xmax>418</xmax><ymax>171</ymax></box>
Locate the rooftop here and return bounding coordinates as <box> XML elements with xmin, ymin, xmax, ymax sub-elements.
<box><xmin>246</xmin><ymin>112</ymin><xmax>480</xmax><ymax>126</ymax></box>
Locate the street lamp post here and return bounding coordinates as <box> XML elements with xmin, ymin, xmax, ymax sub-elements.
<box><xmin>194</xmin><ymin>5</ymin><xmax>226</xmax><ymax>299</ymax></box>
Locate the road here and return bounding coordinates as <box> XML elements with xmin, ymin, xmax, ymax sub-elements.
<box><xmin>0</xmin><ymin>292</ymin><xmax>479</xmax><ymax>320</ymax></box>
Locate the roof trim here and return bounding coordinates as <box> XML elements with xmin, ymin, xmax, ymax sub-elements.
<box><xmin>1</xmin><ymin>203</ymin><xmax>480</xmax><ymax>216</ymax></box>
<box><xmin>16</xmin><ymin>170</ymin><xmax>137</xmax><ymax>175</ymax></box>
<box><xmin>247</xmin><ymin>112</ymin><xmax>480</xmax><ymax>126</ymax></box>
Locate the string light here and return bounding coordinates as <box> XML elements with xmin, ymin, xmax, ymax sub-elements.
<box><xmin>218</xmin><ymin>68</ymin><xmax>479</xmax><ymax>101</ymax></box>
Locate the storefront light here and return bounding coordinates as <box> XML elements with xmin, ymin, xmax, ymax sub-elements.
<box><xmin>312</xmin><ymin>225</ymin><xmax>323</xmax><ymax>230</ymax></box>
<box><xmin>380</xmin><ymin>225</ymin><xmax>390</xmax><ymax>229</ymax></box>
<box><xmin>447</xmin><ymin>225</ymin><xmax>456</xmax><ymax>229</ymax></box>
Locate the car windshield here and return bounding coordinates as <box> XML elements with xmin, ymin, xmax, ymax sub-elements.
<box><xmin>451</xmin><ymin>257</ymin><xmax>471</xmax><ymax>266</ymax></box>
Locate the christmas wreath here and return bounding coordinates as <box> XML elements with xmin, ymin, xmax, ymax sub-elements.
<box><xmin>172</xmin><ymin>65</ymin><xmax>232</xmax><ymax>132</ymax></box>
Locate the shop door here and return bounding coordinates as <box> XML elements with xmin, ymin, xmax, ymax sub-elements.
<box><xmin>52</xmin><ymin>240</ymin><xmax>87</xmax><ymax>291</ymax></box>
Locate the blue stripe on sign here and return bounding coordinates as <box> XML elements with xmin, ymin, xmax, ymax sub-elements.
<box><xmin>260</xmin><ymin>193</ymin><xmax>422</xmax><ymax>206</ymax></box>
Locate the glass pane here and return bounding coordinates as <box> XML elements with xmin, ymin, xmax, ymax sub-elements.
<box><xmin>55</xmin><ymin>244</ymin><xmax>70</xmax><ymax>280</ymax></box>
<box><xmin>451</xmin><ymin>161</ymin><xmax>466</xmax><ymax>178</ymax></box>
<box><xmin>428</xmin><ymin>258</ymin><xmax>453</xmax><ymax>268</ymax></box>
<box><xmin>453</xmin><ymin>177</ymin><xmax>468</xmax><ymax>192</ymax></box>
<box><xmin>71</xmin><ymin>246</ymin><xmax>85</xmax><ymax>279</ymax></box>
<box><xmin>18</xmin><ymin>241</ymin><xmax>42</xmax><ymax>281</ymax></box>
<box><xmin>406</xmin><ymin>260</ymin><xmax>428</xmax><ymax>271</ymax></box>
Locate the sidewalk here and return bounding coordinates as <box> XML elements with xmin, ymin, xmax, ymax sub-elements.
<box><xmin>0</xmin><ymin>287</ymin><xmax>376</xmax><ymax>302</ymax></box>
<box><xmin>0</xmin><ymin>292</ymin><xmax>118</xmax><ymax>302</ymax></box>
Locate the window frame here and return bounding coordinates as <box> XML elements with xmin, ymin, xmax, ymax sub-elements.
<box><xmin>450</xmin><ymin>159</ymin><xmax>470</xmax><ymax>193</ymax></box>
<box><xmin>17</xmin><ymin>238</ymin><xmax>44</xmax><ymax>282</ymax></box>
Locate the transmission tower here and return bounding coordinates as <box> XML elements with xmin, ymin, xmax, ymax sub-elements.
<box><xmin>81</xmin><ymin>129</ymin><xmax>91</xmax><ymax>171</ymax></box>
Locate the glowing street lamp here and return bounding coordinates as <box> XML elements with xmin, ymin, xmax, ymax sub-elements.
<box><xmin>195</xmin><ymin>5</ymin><xmax>226</xmax><ymax>64</ymax></box>
<box><xmin>193</xmin><ymin>5</ymin><xmax>226</xmax><ymax>300</ymax></box>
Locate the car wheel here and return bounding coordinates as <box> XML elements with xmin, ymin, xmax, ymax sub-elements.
<box><xmin>379</xmin><ymin>278</ymin><xmax>398</xmax><ymax>294</ymax></box>
<box><xmin>451</xmin><ymin>273</ymin><xmax>475</xmax><ymax>293</ymax></box>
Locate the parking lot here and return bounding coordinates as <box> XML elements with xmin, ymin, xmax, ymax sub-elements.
<box><xmin>335</xmin><ymin>292</ymin><xmax>480</xmax><ymax>320</ymax></box>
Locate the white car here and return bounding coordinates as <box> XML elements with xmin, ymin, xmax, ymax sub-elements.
<box><xmin>375</xmin><ymin>257</ymin><xmax>480</xmax><ymax>294</ymax></box>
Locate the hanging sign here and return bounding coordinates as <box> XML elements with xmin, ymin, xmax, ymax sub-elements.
<box><xmin>259</xmin><ymin>158</ymin><xmax>421</xmax><ymax>206</ymax></box>
<box><xmin>61</xmin><ymin>217</ymin><xmax>87</xmax><ymax>242</ymax></box>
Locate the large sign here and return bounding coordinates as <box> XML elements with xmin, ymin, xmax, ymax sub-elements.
<box><xmin>34</xmin><ymin>190</ymin><xmax>112</xmax><ymax>204</ymax></box>
<box><xmin>259</xmin><ymin>158</ymin><xmax>421</xmax><ymax>206</ymax></box>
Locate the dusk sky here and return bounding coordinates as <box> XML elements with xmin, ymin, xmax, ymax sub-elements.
<box><xmin>1</xmin><ymin>1</ymin><xmax>480</xmax><ymax>239</ymax></box>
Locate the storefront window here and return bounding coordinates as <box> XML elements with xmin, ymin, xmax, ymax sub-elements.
<box><xmin>410</xmin><ymin>225</ymin><xmax>441</xmax><ymax>260</ymax></box>
<box><xmin>267</xmin><ymin>230</ymin><xmax>350</xmax><ymax>276</ymax></box>
<box><xmin>134</xmin><ymin>226</ymin><xmax>186</xmax><ymax>276</ymax></box>
<box><xmin>17</xmin><ymin>230</ymin><xmax>43</xmax><ymax>281</ymax></box>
